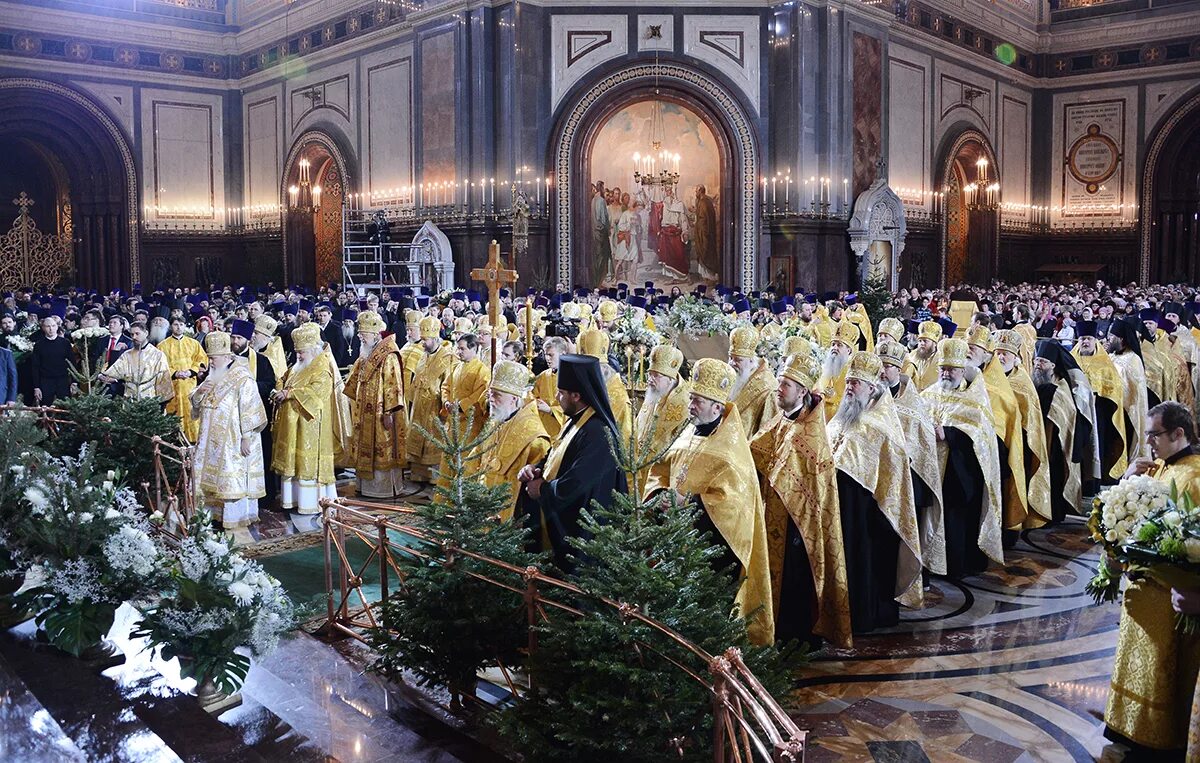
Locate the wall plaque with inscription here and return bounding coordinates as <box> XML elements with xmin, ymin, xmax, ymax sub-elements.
<box><xmin>1061</xmin><ymin>100</ymin><xmax>1124</xmax><ymax>215</ymax></box>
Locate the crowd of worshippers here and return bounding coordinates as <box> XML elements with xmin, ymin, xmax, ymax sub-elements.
<box><xmin>1</xmin><ymin>278</ymin><xmax>1199</xmax><ymax>755</ymax></box>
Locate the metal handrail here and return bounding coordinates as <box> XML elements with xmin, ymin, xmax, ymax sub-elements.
<box><xmin>320</xmin><ymin>497</ymin><xmax>806</xmax><ymax>762</ymax></box>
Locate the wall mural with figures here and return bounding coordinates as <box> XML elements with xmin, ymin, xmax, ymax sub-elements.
<box><xmin>586</xmin><ymin>99</ymin><xmax>721</xmax><ymax>290</ymax></box>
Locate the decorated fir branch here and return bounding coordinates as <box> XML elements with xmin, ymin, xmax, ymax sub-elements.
<box><xmin>367</xmin><ymin>407</ymin><xmax>543</xmax><ymax>709</ymax></box>
<box><xmin>496</xmin><ymin>413</ymin><xmax>799</xmax><ymax>762</ymax></box>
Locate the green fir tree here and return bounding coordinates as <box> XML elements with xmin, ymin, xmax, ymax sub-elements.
<box><xmin>367</xmin><ymin>409</ymin><xmax>544</xmax><ymax>709</ymax></box>
<box><xmin>858</xmin><ymin>271</ymin><xmax>901</xmax><ymax>335</ymax></box>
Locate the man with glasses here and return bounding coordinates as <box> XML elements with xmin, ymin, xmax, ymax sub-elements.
<box><xmin>1105</xmin><ymin>401</ymin><xmax>1200</xmax><ymax>759</ymax></box>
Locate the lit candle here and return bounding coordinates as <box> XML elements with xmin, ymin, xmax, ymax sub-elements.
<box><xmin>843</xmin><ymin>178</ymin><xmax>849</xmax><ymax>209</ymax></box>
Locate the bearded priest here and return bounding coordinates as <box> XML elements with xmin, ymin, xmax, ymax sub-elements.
<box><xmin>576</xmin><ymin>329</ymin><xmax>632</xmax><ymax>445</ymax></box>
<box><xmin>817</xmin><ymin>321</ymin><xmax>860</xmax><ymax>422</ymax></box>
<box><xmin>902</xmin><ymin>320</ymin><xmax>944</xmax><ymax>391</ymax></box>
<box><xmin>922</xmin><ymin>339</ymin><xmax>1005</xmax><ymax>578</ymax></box>
<box><xmin>827</xmin><ymin>351</ymin><xmax>924</xmax><ymax>633</ymax></box>
<box><xmin>407</xmin><ymin>316</ymin><xmax>456</xmax><ymax>485</ymax></box>
<box><xmin>480</xmin><ymin>360</ymin><xmax>550</xmax><ymax>521</ymax></box>
<box><xmin>1072</xmin><ymin>321</ymin><xmax>1129</xmax><ymax>487</ymax></box>
<box><xmin>190</xmin><ymin>331</ymin><xmax>269</xmax><ymax>545</ymax></box>
<box><xmin>728</xmin><ymin>325</ymin><xmax>778</xmax><ymax>438</ymax></box>
<box><xmin>270</xmin><ymin>322</ymin><xmax>338</xmax><ymax>530</ymax></box>
<box><xmin>343</xmin><ymin>311</ymin><xmax>410</xmax><ymax>499</ymax></box>
<box><xmin>645</xmin><ymin>358</ymin><xmax>774</xmax><ymax>646</ymax></box>
<box><xmin>878</xmin><ymin>341</ymin><xmax>946</xmax><ymax>579</ymax></box>
<box><xmin>750</xmin><ymin>353</ymin><xmax>852</xmax><ymax>649</ymax></box>
<box><xmin>632</xmin><ymin>344</ymin><xmax>690</xmax><ymax>491</ymax></box>
<box><xmin>1031</xmin><ymin>341</ymin><xmax>1091</xmax><ymax>520</ymax></box>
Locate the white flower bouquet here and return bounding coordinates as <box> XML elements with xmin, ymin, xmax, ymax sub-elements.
<box><xmin>655</xmin><ymin>295</ymin><xmax>732</xmax><ymax>338</ymax></box>
<box><xmin>70</xmin><ymin>326</ymin><xmax>111</xmax><ymax>342</ymax></box>
<box><xmin>609</xmin><ymin>310</ymin><xmax>663</xmax><ymax>385</ymax></box>
<box><xmin>13</xmin><ymin>445</ymin><xmax>169</xmax><ymax>656</ymax></box>
<box><xmin>1118</xmin><ymin>484</ymin><xmax>1200</xmax><ymax>632</ymax></box>
<box><xmin>1085</xmin><ymin>475</ymin><xmax>1171</xmax><ymax>604</ymax></box>
<box><xmin>67</xmin><ymin>326</ymin><xmax>114</xmax><ymax>395</ymax></box>
<box><xmin>133</xmin><ymin>510</ymin><xmax>298</xmax><ymax>695</ymax></box>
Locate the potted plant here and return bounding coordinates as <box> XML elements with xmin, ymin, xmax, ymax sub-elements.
<box><xmin>133</xmin><ymin>510</ymin><xmax>297</xmax><ymax>713</ymax></box>
<box><xmin>14</xmin><ymin>444</ymin><xmax>168</xmax><ymax>665</ymax></box>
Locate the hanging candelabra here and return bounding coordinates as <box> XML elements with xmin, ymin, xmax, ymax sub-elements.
<box><xmin>288</xmin><ymin>158</ymin><xmax>322</xmax><ymax>214</ymax></box>
<box><xmin>632</xmin><ymin>29</ymin><xmax>681</xmax><ymax>191</ymax></box>
<box><xmin>965</xmin><ymin>157</ymin><xmax>999</xmax><ymax>211</ymax></box>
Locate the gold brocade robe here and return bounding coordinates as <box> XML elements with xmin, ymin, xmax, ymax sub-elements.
<box><xmin>980</xmin><ymin>358</ymin><xmax>1030</xmax><ymax>529</ymax></box>
<box><xmin>1013</xmin><ymin>323</ymin><xmax>1038</xmax><ymax>373</ymax></box>
<box><xmin>794</xmin><ymin>317</ymin><xmax>832</xmax><ymax>348</ymax></box>
<box><xmin>643</xmin><ymin>407</ymin><xmax>775</xmax><ymax>646</ymax></box>
<box><xmin>1141</xmin><ymin>339</ymin><xmax>1167</xmax><ymax>404</ymax></box>
<box><xmin>1072</xmin><ymin>346</ymin><xmax>1129</xmax><ymax>478</ymax></box>
<box><xmin>827</xmin><ymin>393</ymin><xmax>924</xmax><ymax>609</ymax></box>
<box><xmin>1105</xmin><ymin>454</ymin><xmax>1200</xmax><ymax>752</ymax></box>
<box><xmin>732</xmin><ymin>359</ymin><xmax>779</xmax><ymax>438</ymax></box>
<box><xmin>892</xmin><ymin>377</ymin><xmax>947</xmax><ymax>575</ymax></box>
<box><xmin>749</xmin><ymin>401</ymin><xmax>853</xmax><ymax>648</ymax></box>
<box><xmin>533</xmin><ymin>369</ymin><xmax>565</xmax><ymax>438</ymax></box>
<box><xmin>632</xmin><ymin>380</ymin><xmax>690</xmax><ymax>490</ymax></box>
<box><xmin>407</xmin><ymin>342</ymin><xmax>455</xmax><ymax>470</ymax></box>
<box><xmin>922</xmin><ymin>375</ymin><xmax>1005</xmax><ymax>566</ymax></box>
<box><xmin>1162</xmin><ymin>335</ymin><xmax>1195</xmax><ymax>411</ymax></box>
<box><xmin>261</xmin><ymin>336</ymin><xmax>286</xmax><ymax>389</ymax></box>
<box><xmin>1042</xmin><ymin>378</ymin><xmax>1082</xmax><ymax>514</ymax></box>
<box><xmin>606</xmin><ymin>371</ymin><xmax>633</xmax><ymax>446</ymax></box>
<box><xmin>105</xmin><ymin>345</ymin><xmax>175</xmax><ymax>402</ymax></box>
<box><xmin>949</xmin><ymin>300</ymin><xmax>977</xmax><ymax>331</ymax></box>
<box><xmin>480</xmin><ymin>401</ymin><xmax>551</xmax><ymax>521</ymax></box>
<box><xmin>902</xmin><ymin>350</ymin><xmax>939</xmax><ymax>391</ymax></box>
<box><xmin>1006</xmin><ymin>365</ymin><xmax>1053</xmax><ymax>527</ymax></box>
<box><xmin>343</xmin><ymin>335</ymin><xmax>407</xmax><ymax>480</ymax></box>
<box><xmin>271</xmin><ymin>351</ymin><xmax>337</xmax><ymax>485</ymax></box>
<box><xmin>320</xmin><ymin>346</ymin><xmax>354</xmax><ymax>465</ymax></box>
<box><xmin>818</xmin><ymin>366</ymin><xmax>847</xmax><ymax>423</ymax></box>
<box><xmin>159</xmin><ymin>334</ymin><xmax>207</xmax><ymax>441</ymax></box>
<box><xmin>441</xmin><ymin>356</ymin><xmax>490</xmax><ymax>445</ymax></box>
<box><xmin>190</xmin><ymin>363</ymin><xmax>267</xmax><ymax>505</ymax></box>
<box><xmin>401</xmin><ymin>340</ymin><xmax>424</xmax><ymax>408</ymax></box>
<box><xmin>1110</xmin><ymin>350</ymin><xmax>1150</xmax><ymax>462</ymax></box>
<box><xmin>844</xmin><ymin>305</ymin><xmax>874</xmax><ymax>352</ymax></box>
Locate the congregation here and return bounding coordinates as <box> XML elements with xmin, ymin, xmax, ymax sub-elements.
<box><xmin>1</xmin><ymin>276</ymin><xmax>1199</xmax><ymax>758</ymax></box>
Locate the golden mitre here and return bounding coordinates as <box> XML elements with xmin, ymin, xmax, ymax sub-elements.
<box><xmin>356</xmin><ymin>310</ymin><xmax>386</xmax><ymax>334</ymax></box>
<box><xmin>204</xmin><ymin>331</ymin><xmax>233</xmax><ymax>358</ymax></box>
<box><xmin>878</xmin><ymin>317</ymin><xmax>905</xmax><ymax>344</ymax></box>
<box><xmin>845</xmin><ymin>350</ymin><xmax>883</xmax><ymax>384</ymax></box>
<box><xmin>937</xmin><ymin>338</ymin><xmax>970</xmax><ymax>369</ymax></box>
<box><xmin>729</xmin><ymin>325</ymin><xmax>759</xmax><ymax>358</ymax></box>
<box><xmin>994</xmin><ymin>329</ymin><xmax>1023</xmax><ymax>356</ymax></box>
<box><xmin>292</xmin><ymin>322</ymin><xmax>323</xmax><ymax>352</ymax></box>
<box><xmin>577</xmin><ymin>328</ymin><xmax>611</xmax><ymax>359</ymax></box>
<box><xmin>966</xmin><ymin>324</ymin><xmax>993</xmax><ymax>352</ymax></box>
<box><xmin>418</xmin><ymin>315</ymin><xmax>441</xmax><ymax>339</ymax></box>
<box><xmin>489</xmin><ymin>359</ymin><xmax>533</xmax><ymax>398</ymax></box>
<box><xmin>405</xmin><ymin>309</ymin><xmax>422</xmax><ymax>327</ymax></box>
<box><xmin>876</xmin><ymin>340</ymin><xmax>908</xmax><ymax>368</ymax></box>
<box><xmin>453</xmin><ymin>317</ymin><xmax>474</xmax><ymax>335</ymax></box>
<box><xmin>781</xmin><ymin>334</ymin><xmax>813</xmax><ymax>360</ymax></box>
<box><xmin>690</xmin><ymin>358</ymin><xmax>736</xmax><ymax>404</ymax></box>
<box><xmin>648</xmin><ymin>344</ymin><xmax>683</xmax><ymax>379</ymax></box>
<box><xmin>831</xmin><ymin>320</ymin><xmax>862</xmax><ymax>348</ymax></box>
<box><xmin>254</xmin><ymin>315</ymin><xmax>278</xmax><ymax>337</ymax></box>
<box><xmin>560</xmin><ymin>302</ymin><xmax>582</xmax><ymax>320</ymax></box>
<box><xmin>780</xmin><ymin>353</ymin><xmax>817</xmax><ymax>389</ymax></box>
<box><xmin>918</xmin><ymin>320</ymin><xmax>943</xmax><ymax>342</ymax></box>
<box><xmin>597</xmin><ymin>300</ymin><xmax>619</xmax><ymax>322</ymax></box>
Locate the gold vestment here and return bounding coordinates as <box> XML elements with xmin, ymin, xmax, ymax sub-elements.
<box><xmin>190</xmin><ymin>363</ymin><xmax>268</xmax><ymax>505</ymax></box>
<box><xmin>892</xmin><ymin>376</ymin><xmax>947</xmax><ymax>575</ymax></box>
<box><xmin>1072</xmin><ymin>346</ymin><xmax>1128</xmax><ymax>478</ymax></box>
<box><xmin>1005</xmin><ymin>364</ymin><xmax>1053</xmax><ymax>527</ymax></box>
<box><xmin>271</xmin><ymin>351</ymin><xmax>337</xmax><ymax>485</ymax></box>
<box><xmin>479</xmin><ymin>401</ymin><xmax>551</xmax><ymax>521</ymax></box>
<box><xmin>407</xmin><ymin>342</ymin><xmax>455</xmax><ymax>478</ymax></box>
<box><xmin>159</xmin><ymin>334</ymin><xmax>207</xmax><ymax>441</ymax></box>
<box><xmin>732</xmin><ymin>359</ymin><xmax>779</xmax><ymax>438</ymax></box>
<box><xmin>343</xmin><ymin>334</ymin><xmax>407</xmax><ymax>480</ymax></box>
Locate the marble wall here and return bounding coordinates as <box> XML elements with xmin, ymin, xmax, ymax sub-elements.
<box><xmin>852</xmin><ymin>32</ymin><xmax>883</xmax><ymax>199</ymax></box>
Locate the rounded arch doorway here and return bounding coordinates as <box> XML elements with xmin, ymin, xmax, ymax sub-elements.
<box><xmin>936</xmin><ymin>129</ymin><xmax>1000</xmax><ymax>288</ymax></box>
<box><xmin>0</xmin><ymin>78</ymin><xmax>139</xmax><ymax>290</ymax></box>
<box><xmin>1141</xmin><ymin>88</ymin><xmax>1200</xmax><ymax>284</ymax></box>
<box><xmin>281</xmin><ymin>130</ymin><xmax>353</xmax><ymax>288</ymax></box>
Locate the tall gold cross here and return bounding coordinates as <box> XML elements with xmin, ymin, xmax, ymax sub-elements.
<box><xmin>469</xmin><ymin>240</ymin><xmax>518</xmax><ymax>365</ymax></box>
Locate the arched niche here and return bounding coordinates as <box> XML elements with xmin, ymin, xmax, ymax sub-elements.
<box><xmin>281</xmin><ymin>128</ymin><xmax>355</xmax><ymax>287</ymax></box>
<box><xmin>1140</xmin><ymin>86</ymin><xmax>1200</xmax><ymax>283</ymax></box>
<box><xmin>847</xmin><ymin>158</ymin><xmax>907</xmax><ymax>290</ymax></box>
<box><xmin>935</xmin><ymin>128</ymin><xmax>1000</xmax><ymax>288</ymax></box>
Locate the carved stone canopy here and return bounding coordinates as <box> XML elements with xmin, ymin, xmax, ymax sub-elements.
<box><xmin>410</xmin><ymin>220</ymin><xmax>455</xmax><ymax>293</ymax></box>
<box><xmin>846</xmin><ymin>176</ymin><xmax>907</xmax><ymax>291</ymax></box>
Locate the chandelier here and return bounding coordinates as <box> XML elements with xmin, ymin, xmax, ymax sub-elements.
<box><xmin>287</xmin><ymin>158</ymin><xmax>323</xmax><ymax>213</ymax></box>
<box><xmin>965</xmin><ymin>157</ymin><xmax>999</xmax><ymax>211</ymax></box>
<box><xmin>632</xmin><ymin>34</ymin><xmax>680</xmax><ymax>191</ymax></box>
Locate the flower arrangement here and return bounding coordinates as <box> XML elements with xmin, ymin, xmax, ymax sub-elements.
<box><xmin>133</xmin><ymin>510</ymin><xmax>297</xmax><ymax>695</ymax></box>
<box><xmin>609</xmin><ymin>310</ymin><xmax>662</xmax><ymax>385</ymax></box>
<box><xmin>1119</xmin><ymin>487</ymin><xmax>1200</xmax><ymax>632</ymax></box>
<box><xmin>1086</xmin><ymin>475</ymin><xmax>1178</xmax><ymax>606</ymax></box>
<box><xmin>13</xmin><ymin>445</ymin><xmax>169</xmax><ymax>656</ymax></box>
<box><xmin>655</xmin><ymin>295</ymin><xmax>732</xmax><ymax>338</ymax></box>
<box><xmin>68</xmin><ymin>326</ymin><xmax>113</xmax><ymax>395</ymax></box>
<box><xmin>6</xmin><ymin>333</ymin><xmax>33</xmax><ymax>362</ymax></box>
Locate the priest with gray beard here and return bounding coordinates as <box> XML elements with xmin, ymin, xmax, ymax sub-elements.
<box><xmin>1031</xmin><ymin>341</ymin><xmax>1095</xmax><ymax>521</ymax></box>
<box><xmin>148</xmin><ymin>316</ymin><xmax>170</xmax><ymax>345</ymax></box>
<box><xmin>921</xmin><ymin>339</ymin><xmax>1005</xmax><ymax>579</ymax></box>
<box><xmin>827</xmin><ymin>351</ymin><xmax>924</xmax><ymax>634</ymax></box>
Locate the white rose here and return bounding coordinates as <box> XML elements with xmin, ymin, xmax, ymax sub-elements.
<box><xmin>1185</xmin><ymin>538</ymin><xmax>1200</xmax><ymax>563</ymax></box>
<box><xmin>101</xmin><ymin>481</ymin><xmax>114</xmax><ymax>491</ymax></box>
<box><xmin>1153</xmin><ymin>496</ymin><xmax>1167</xmax><ymax>509</ymax></box>
<box><xmin>150</xmin><ymin>510</ymin><xmax>164</xmax><ymax>520</ymax></box>
<box><xmin>1105</xmin><ymin>529</ymin><xmax>1118</xmax><ymax>542</ymax></box>
<box><xmin>228</xmin><ymin>580</ymin><xmax>255</xmax><ymax>606</ymax></box>
<box><xmin>203</xmin><ymin>539</ymin><xmax>229</xmax><ymax>558</ymax></box>
<box><xmin>106</xmin><ymin>471</ymin><xmax>116</xmax><ymax>481</ymax></box>
<box><xmin>10</xmin><ymin>465</ymin><xmax>24</xmax><ymax>476</ymax></box>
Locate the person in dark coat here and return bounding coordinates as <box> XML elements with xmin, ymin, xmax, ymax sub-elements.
<box><xmin>518</xmin><ymin>354</ymin><xmax>626</xmax><ymax>571</ymax></box>
<box><xmin>30</xmin><ymin>316</ymin><xmax>73</xmax><ymax>406</ymax></box>
<box><xmin>315</xmin><ymin>304</ymin><xmax>350</xmax><ymax>369</ymax></box>
<box><xmin>0</xmin><ymin>344</ymin><xmax>17</xmax><ymax>404</ymax></box>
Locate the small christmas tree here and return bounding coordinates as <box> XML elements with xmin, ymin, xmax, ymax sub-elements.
<box><xmin>858</xmin><ymin>271</ymin><xmax>901</xmax><ymax>335</ymax></box>
<box><xmin>496</xmin><ymin>420</ymin><xmax>801</xmax><ymax>761</ymax></box>
<box><xmin>367</xmin><ymin>409</ymin><xmax>544</xmax><ymax>709</ymax></box>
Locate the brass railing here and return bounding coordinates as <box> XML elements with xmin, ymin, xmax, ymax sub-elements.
<box><xmin>320</xmin><ymin>497</ymin><xmax>806</xmax><ymax>763</ymax></box>
<box><xmin>2</xmin><ymin>405</ymin><xmax>194</xmax><ymax>524</ymax></box>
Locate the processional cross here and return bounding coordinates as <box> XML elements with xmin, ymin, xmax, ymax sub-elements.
<box><xmin>470</xmin><ymin>240</ymin><xmax>518</xmax><ymax>366</ymax></box>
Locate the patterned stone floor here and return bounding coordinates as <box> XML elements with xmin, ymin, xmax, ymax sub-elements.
<box><xmin>790</xmin><ymin>516</ymin><xmax>1124</xmax><ymax>763</ymax></box>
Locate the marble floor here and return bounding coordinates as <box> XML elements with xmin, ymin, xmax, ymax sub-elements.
<box><xmin>791</xmin><ymin>516</ymin><xmax>1124</xmax><ymax>763</ymax></box>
